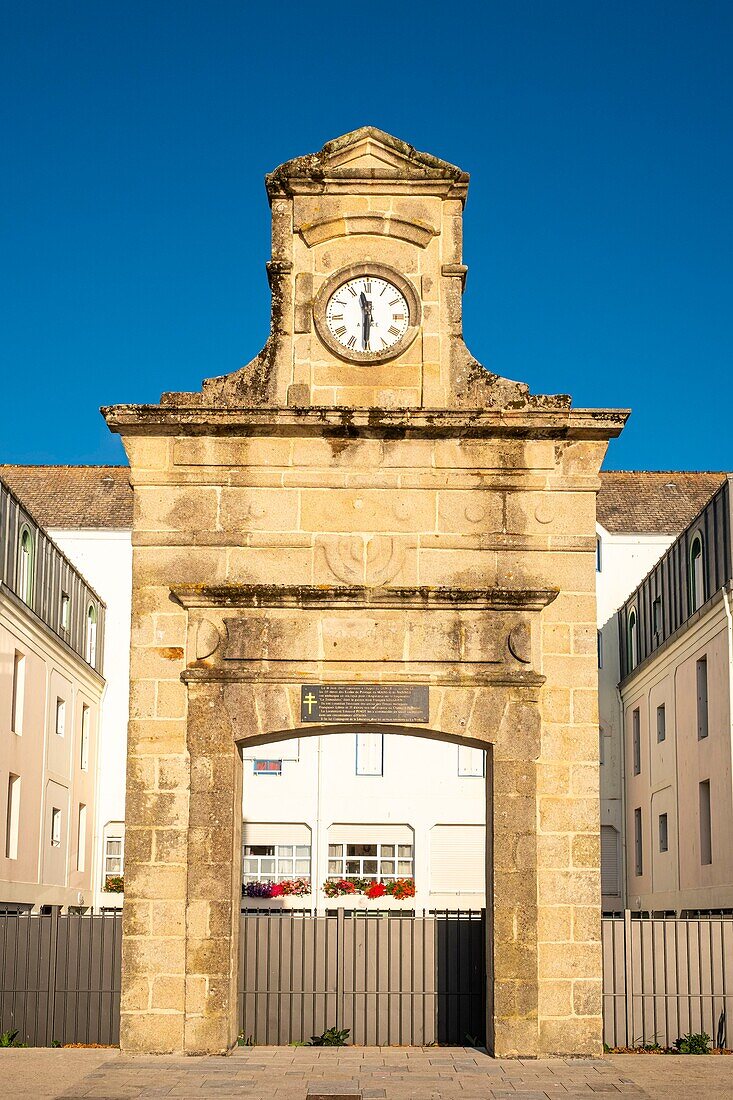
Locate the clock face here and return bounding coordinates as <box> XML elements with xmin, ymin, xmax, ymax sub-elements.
<box><xmin>325</xmin><ymin>276</ymin><xmax>410</xmax><ymax>356</ymax></box>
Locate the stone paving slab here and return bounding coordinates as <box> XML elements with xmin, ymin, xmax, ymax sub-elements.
<box><xmin>0</xmin><ymin>1046</ymin><xmax>732</xmax><ymax>1099</ymax></box>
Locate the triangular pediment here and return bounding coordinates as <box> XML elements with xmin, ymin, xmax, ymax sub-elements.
<box><xmin>266</xmin><ymin>126</ymin><xmax>468</xmax><ymax>195</ymax></box>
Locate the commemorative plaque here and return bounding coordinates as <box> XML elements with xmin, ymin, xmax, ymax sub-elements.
<box><xmin>300</xmin><ymin>684</ymin><xmax>429</xmax><ymax>724</ymax></box>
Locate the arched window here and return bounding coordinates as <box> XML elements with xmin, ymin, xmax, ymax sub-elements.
<box><xmin>627</xmin><ymin>608</ymin><xmax>638</xmax><ymax>670</ymax></box>
<box><xmin>689</xmin><ymin>534</ymin><xmax>705</xmax><ymax>612</ymax></box>
<box><xmin>86</xmin><ymin>604</ymin><xmax>98</xmax><ymax>665</ymax></box>
<box><xmin>17</xmin><ymin>526</ymin><xmax>34</xmax><ymax>604</ymax></box>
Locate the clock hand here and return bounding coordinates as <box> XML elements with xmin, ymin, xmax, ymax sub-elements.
<box><xmin>359</xmin><ymin>291</ymin><xmax>372</xmax><ymax>350</ymax></box>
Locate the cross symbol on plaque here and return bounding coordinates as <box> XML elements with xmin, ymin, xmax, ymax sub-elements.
<box><xmin>303</xmin><ymin>691</ymin><xmax>318</xmax><ymax>715</ymax></box>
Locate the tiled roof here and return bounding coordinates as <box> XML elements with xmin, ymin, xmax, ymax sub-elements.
<box><xmin>0</xmin><ymin>464</ymin><xmax>727</xmax><ymax>538</ymax></box>
<box><xmin>0</xmin><ymin>465</ymin><xmax>133</xmax><ymax>529</ymax></box>
<box><xmin>597</xmin><ymin>471</ymin><xmax>728</xmax><ymax>535</ymax></box>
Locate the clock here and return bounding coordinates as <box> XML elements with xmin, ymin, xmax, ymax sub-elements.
<box><xmin>313</xmin><ymin>263</ymin><xmax>420</xmax><ymax>364</ymax></box>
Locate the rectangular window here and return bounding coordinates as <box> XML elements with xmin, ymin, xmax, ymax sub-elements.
<box><xmin>5</xmin><ymin>775</ymin><xmax>20</xmax><ymax>860</ymax></box>
<box><xmin>104</xmin><ymin>837</ymin><xmax>124</xmax><ymax>877</ymax></box>
<box><xmin>597</xmin><ymin>629</ymin><xmax>603</xmax><ymax>669</ymax></box>
<box><xmin>653</xmin><ymin>596</ymin><xmax>662</xmax><ymax>636</ymax></box>
<box><xmin>253</xmin><ymin>759</ymin><xmax>282</xmax><ymax>776</ymax></box>
<box><xmin>632</xmin><ymin>708</ymin><xmax>641</xmax><ymax>775</ymax></box>
<box><xmin>596</xmin><ymin>536</ymin><xmax>602</xmax><ymax>572</ymax></box>
<box><xmin>77</xmin><ymin>805</ymin><xmax>86</xmax><ymax>872</ymax></box>
<box><xmin>634</xmin><ymin>808</ymin><xmax>643</xmax><ymax>876</ymax></box>
<box><xmin>80</xmin><ymin>705</ymin><xmax>90</xmax><ymax>771</ymax></box>
<box><xmin>699</xmin><ymin>780</ymin><xmax>712</xmax><ymax>865</ymax></box>
<box><xmin>656</xmin><ymin>704</ymin><xmax>666</xmax><ymax>743</ymax></box>
<box><xmin>60</xmin><ymin>592</ymin><xmax>70</xmax><ymax>631</ymax></box>
<box><xmin>356</xmin><ymin>733</ymin><xmax>383</xmax><ymax>776</ymax></box>
<box><xmin>242</xmin><ymin>843</ymin><xmax>311</xmax><ymax>882</ymax></box>
<box><xmin>328</xmin><ymin>842</ymin><xmax>413</xmax><ymax>881</ymax></box>
<box><xmin>599</xmin><ymin>729</ymin><xmax>605</xmax><ymax>766</ymax></box>
<box><xmin>697</xmin><ymin>657</ymin><xmax>708</xmax><ymax>739</ymax></box>
<box><xmin>457</xmin><ymin>746</ymin><xmax>485</xmax><ymax>777</ymax></box>
<box><xmin>11</xmin><ymin>651</ymin><xmax>25</xmax><ymax>735</ymax></box>
<box><xmin>658</xmin><ymin>812</ymin><xmax>668</xmax><ymax>853</ymax></box>
<box><xmin>51</xmin><ymin>807</ymin><xmax>62</xmax><ymax>848</ymax></box>
<box><xmin>55</xmin><ymin>698</ymin><xmax>66</xmax><ymax>738</ymax></box>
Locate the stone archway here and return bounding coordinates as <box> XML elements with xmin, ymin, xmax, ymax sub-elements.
<box><xmin>174</xmin><ymin>582</ymin><xmax>554</xmax><ymax>1055</ymax></box>
<box><xmin>105</xmin><ymin>128</ymin><xmax>627</xmax><ymax>1057</ymax></box>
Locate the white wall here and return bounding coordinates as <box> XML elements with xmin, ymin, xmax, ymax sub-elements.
<box><xmin>49</xmin><ymin>529</ymin><xmax>132</xmax><ymax>909</ymax></box>
<box><xmin>596</xmin><ymin>525</ymin><xmax>674</xmax><ymax>908</ymax></box>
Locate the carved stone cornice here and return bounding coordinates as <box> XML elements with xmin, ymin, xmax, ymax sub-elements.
<box><xmin>170</xmin><ymin>583</ymin><xmax>559</xmax><ymax>612</ymax></box>
<box><xmin>103</xmin><ymin>404</ymin><xmax>629</xmax><ymax>440</ymax></box>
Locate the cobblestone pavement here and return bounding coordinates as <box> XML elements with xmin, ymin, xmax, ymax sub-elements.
<box><xmin>0</xmin><ymin>1046</ymin><xmax>732</xmax><ymax>1099</ymax></box>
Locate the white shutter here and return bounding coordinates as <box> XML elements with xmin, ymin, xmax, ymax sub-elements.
<box><xmin>457</xmin><ymin>746</ymin><xmax>485</xmax><ymax>777</ymax></box>
<box><xmin>430</xmin><ymin>824</ymin><xmax>485</xmax><ymax>894</ymax></box>
<box><xmin>242</xmin><ymin>822</ymin><xmax>311</xmax><ymax>845</ymax></box>
<box><xmin>601</xmin><ymin>825</ymin><xmax>620</xmax><ymax>896</ymax></box>
<box><xmin>356</xmin><ymin>733</ymin><xmax>383</xmax><ymax>776</ymax></box>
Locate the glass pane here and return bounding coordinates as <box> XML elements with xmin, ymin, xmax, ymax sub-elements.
<box><xmin>347</xmin><ymin>844</ymin><xmax>376</xmax><ymax>857</ymax></box>
<box><xmin>278</xmin><ymin>860</ymin><xmax>293</xmax><ymax>875</ymax></box>
<box><xmin>380</xmin><ymin>845</ymin><xmax>395</xmax><ymax>857</ymax></box>
<box><xmin>296</xmin><ymin>846</ymin><xmax>310</xmax><ymax>858</ymax></box>
<box><xmin>107</xmin><ymin>840</ymin><xmax>121</xmax><ymax>855</ymax></box>
<box><xmin>248</xmin><ymin>845</ymin><xmax>274</xmax><ymax>856</ymax></box>
<box><xmin>398</xmin><ymin>845</ymin><xmax>412</xmax><ymax>858</ymax></box>
<box><xmin>380</xmin><ymin>861</ymin><xmax>395</xmax><ymax>875</ymax></box>
<box><xmin>346</xmin><ymin>861</ymin><xmax>361</xmax><ymax>874</ymax></box>
<box><xmin>277</xmin><ymin>846</ymin><xmax>293</xmax><ymax>857</ymax></box>
<box><xmin>243</xmin><ymin>859</ymin><xmax>259</xmax><ymax>874</ymax></box>
<box><xmin>363</xmin><ymin>860</ymin><xmax>378</xmax><ymax>874</ymax></box>
<box><xmin>328</xmin><ymin>844</ymin><xmax>342</xmax><ymax>857</ymax></box>
<box><xmin>295</xmin><ymin>860</ymin><xmax>310</xmax><ymax>874</ymax></box>
<box><xmin>328</xmin><ymin>860</ymin><xmax>342</xmax><ymax>874</ymax></box>
<box><xmin>260</xmin><ymin>859</ymin><xmax>275</xmax><ymax>873</ymax></box>
<box><xmin>398</xmin><ymin>861</ymin><xmax>412</xmax><ymax>875</ymax></box>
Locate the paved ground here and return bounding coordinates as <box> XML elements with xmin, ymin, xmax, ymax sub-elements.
<box><xmin>0</xmin><ymin>1046</ymin><xmax>731</xmax><ymax>1099</ymax></box>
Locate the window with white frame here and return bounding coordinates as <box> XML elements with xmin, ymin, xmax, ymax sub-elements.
<box><xmin>86</xmin><ymin>604</ymin><xmax>98</xmax><ymax>665</ymax></box>
<box><xmin>77</xmin><ymin>805</ymin><xmax>87</xmax><ymax>872</ymax></box>
<box><xmin>51</xmin><ymin>807</ymin><xmax>62</xmax><ymax>848</ymax></box>
<box><xmin>60</xmin><ymin>592</ymin><xmax>70</xmax><ymax>632</ymax></box>
<box><xmin>104</xmin><ymin>836</ymin><xmax>124</xmax><ymax>878</ymax></box>
<box><xmin>17</xmin><ymin>526</ymin><xmax>34</xmax><ymax>604</ymax></box>
<box><xmin>55</xmin><ymin>697</ymin><xmax>66</xmax><ymax>737</ymax></box>
<box><xmin>80</xmin><ymin>705</ymin><xmax>90</xmax><ymax>770</ymax></box>
<box><xmin>689</xmin><ymin>534</ymin><xmax>705</xmax><ymax>613</ymax></box>
<box><xmin>5</xmin><ymin>775</ymin><xmax>20</xmax><ymax>860</ymax></box>
<box><xmin>355</xmin><ymin>733</ymin><xmax>383</xmax><ymax>776</ymax></box>
<box><xmin>328</xmin><ymin>842</ymin><xmax>413</xmax><ymax>881</ymax></box>
<box><xmin>457</xmin><ymin>746</ymin><xmax>485</xmax><ymax>777</ymax></box>
<box><xmin>11</xmin><ymin>651</ymin><xmax>25</xmax><ymax>735</ymax></box>
<box><xmin>627</xmin><ymin>608</ymin><xmax>638</xmax><ymax>669</ymax></box>
<box><xmin>242</xmin><ymin>844</ymin><xmax>311</xmax><ymax>882</ymax></box>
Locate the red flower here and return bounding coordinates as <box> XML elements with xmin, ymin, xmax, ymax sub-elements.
<box><xmin>366</xmin><ymin>881</ymin><xmax>386</xmax><ymax>899</ymax></box>
<box><xmin>269</xmin><ymin>883</ymin><xmax>285</xmax><ymax>897</ymax></box>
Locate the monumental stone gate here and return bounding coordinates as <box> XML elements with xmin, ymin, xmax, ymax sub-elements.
<box><xmin>104</xmin><ymin>128</ymin><xmax>627</xmax><ymax>1057</ymax></box>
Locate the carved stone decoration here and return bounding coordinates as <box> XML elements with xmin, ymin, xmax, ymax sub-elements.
<box><xmin>196</xmin><ymin>619</ymin><xmax>223</xmax><ymax>660</ymax></box>
<box><xmin>365</xmin><ymin>535</ymin><xmax>404</xmax><ymax>585</ymax></box>
<box><xmin>508</xmin><ymin>622</ymin><xmax>532</xmax><ymax>664</ymax></box>
<box><xmin>321</xmin><ymin>535</ymin><xmax>364</xmax><ymax>583</ymax></box>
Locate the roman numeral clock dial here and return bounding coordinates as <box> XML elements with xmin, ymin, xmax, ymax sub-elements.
<box><xmin>325</xmin><ymin>276</ymin><xmax>410</xmax><ymax>356</ymax></box>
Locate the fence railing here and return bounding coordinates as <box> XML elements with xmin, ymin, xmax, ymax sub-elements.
<box><xmin>602</xmin><ymin>912</ymin><xmax>733</xmax><ymax>1049</ymax></box>
<box><xmin>2</xmin><ymin>909</ymin><xmax>732</xmax><ymax>1049</ymax></box>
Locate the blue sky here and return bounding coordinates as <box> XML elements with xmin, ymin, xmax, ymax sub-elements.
<box><xmin>2</xmin><ymin>1</ymin><xmax>731</xmax><ymax>469</ymax></box>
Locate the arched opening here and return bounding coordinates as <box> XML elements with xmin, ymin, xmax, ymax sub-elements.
<box><xmin>236</xmin><ymin>723</ymin><xmax>491</xmax><ymax>1047</ymax></box>
<box><xmin>17</xmin><ymin>525</ymin><xmax>34</xmax><ymax>604</ymax></box>
<box><xmin>689</xmin><ymin>533</ymin><xmax>705</xmax><ymax>612</ymax></box>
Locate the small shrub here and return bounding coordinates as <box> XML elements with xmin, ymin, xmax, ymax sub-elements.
<box><xmin>236</xmin><ymin>1033</ymin><xmax>255</xmax><ymax>1047</ymax></box>
<box><xmin>307</xmin><ymin>1027</ymin><xmax>350</xmax><ymax>1047</ymax></box>
<box><xmin>673</xmin><ymin>1032</ymin><xmax>711</xmax><ymax>1055</ymax></box>
<box><xmin>0</xmin><ymin>1029</ymin><xmax>26</xmax><ymax>1048</ymax></box>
